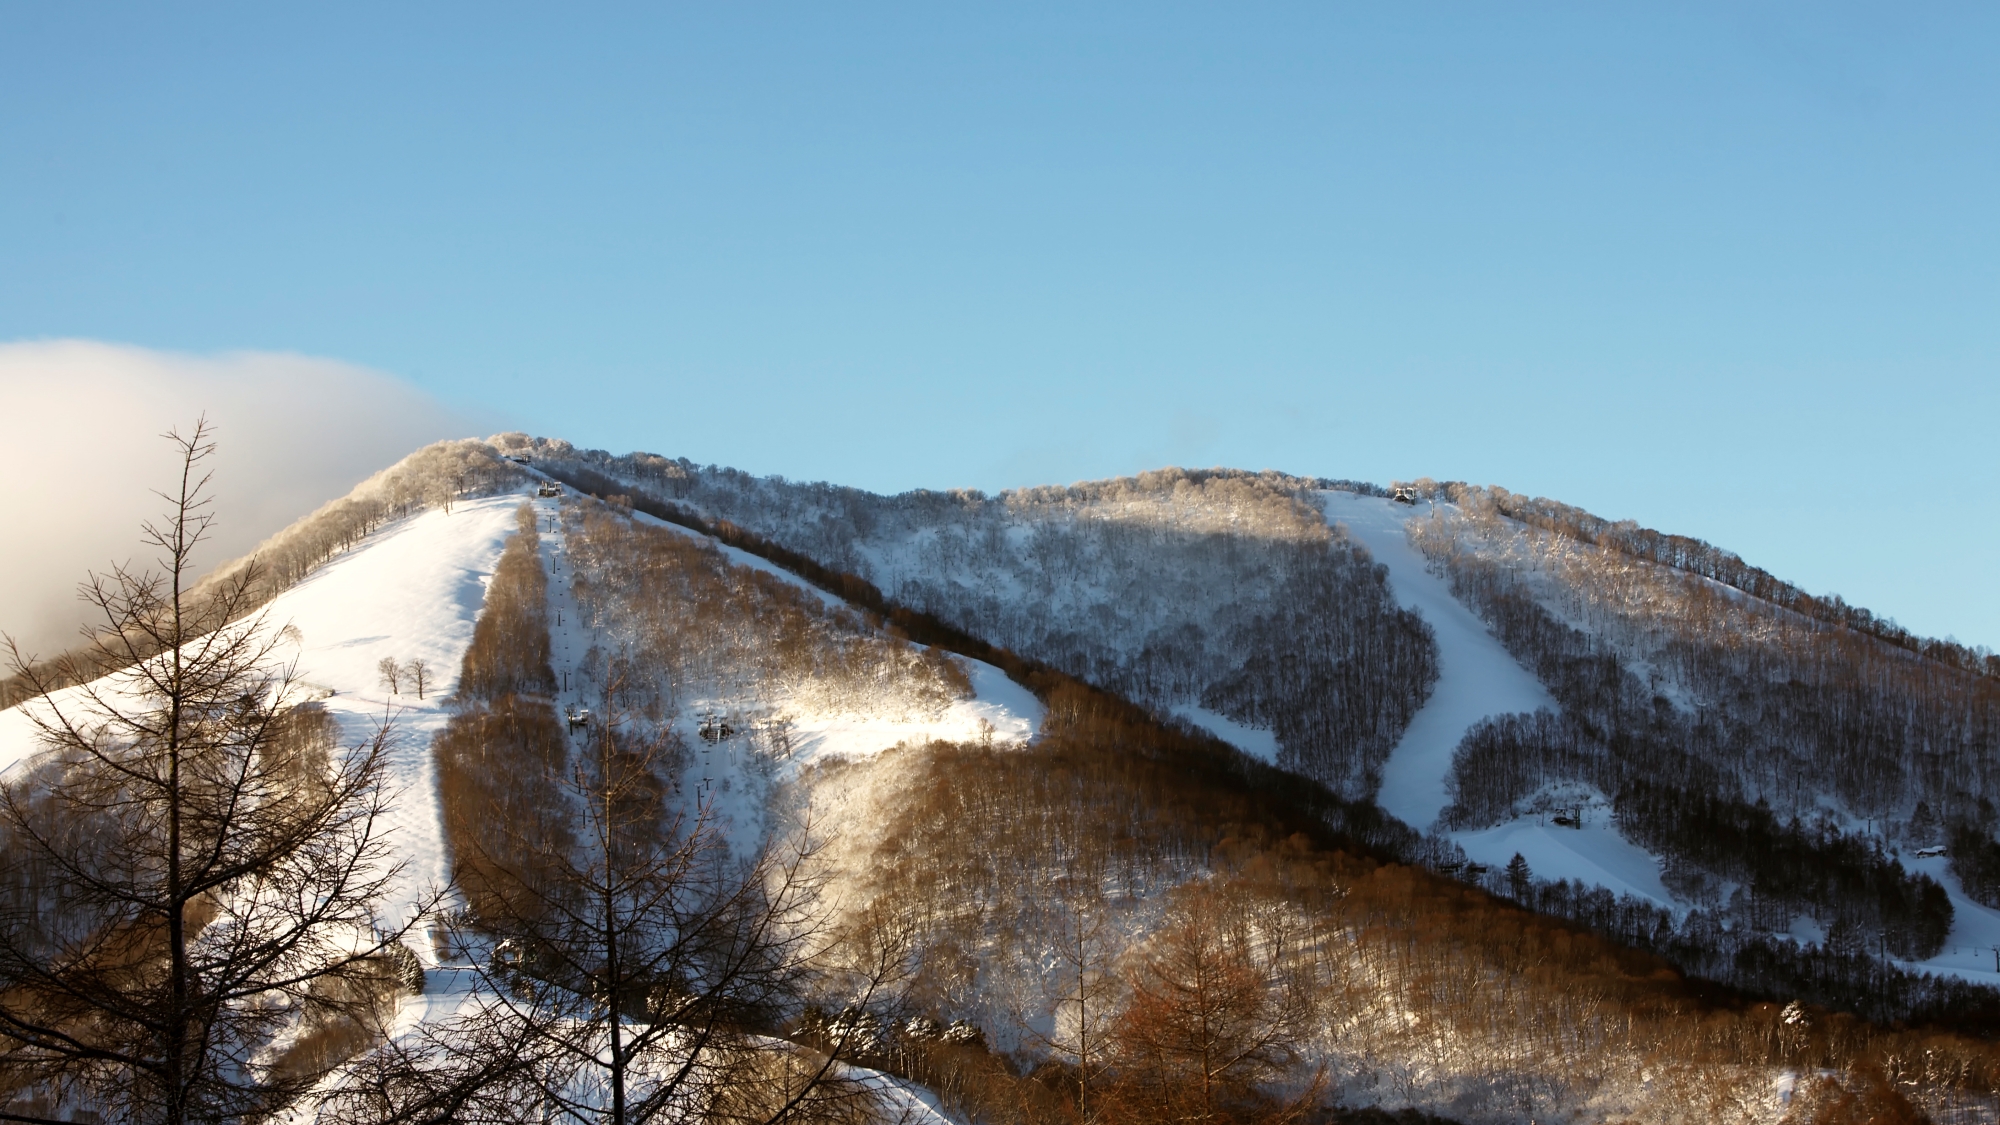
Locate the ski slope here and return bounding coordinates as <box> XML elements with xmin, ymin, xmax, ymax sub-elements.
<box><xmin>1172</xmin><ymin>704</ymin><xmax>1280</xmax><ymax>764</ymax></box>
<box><xmin>1320</xmin><ymin>491</ymin><xmax>1687</xmax><ymax>909</ymax></box>
<box><xmin>1321</xmin><ymin>491</ymin><xmax>1556</xmax><ymax>829</ymax></box>
<box><xmin>0</xmin><ymin>494</ymin><xmax>528</xmax><ymax>947</ymax></box>
<box><xmin>1454</xmin><ymin>811</ymin><xmax>1677</xmax><ymax>907</ymax></box>
<box><xmin>1321</xmin><ymin>491</ymin><xmax>2000</xmax><ymax>987</ymax></box>
<box><xmin>1903</xmin><ymin>854</ymin><xmax>2000</xmax><ymax>987</ymax></box>
<box><xmin>263</xmin><ymin>494</ymin><xmax>529</xmax><ymax>939</ymax></box>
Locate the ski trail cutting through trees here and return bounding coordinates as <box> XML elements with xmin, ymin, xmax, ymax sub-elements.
<box><xmin>0</xmin><ymin>491</ymin><xmax>544</xmax><ymax>959</ymax></box>
<box><xmin>270</xmin><ymin>495</ymin><xmax>525</xmax><ymax>944</ymax></box>
<box><xmin>1321</xmin><ymin>491</ymin><xmax>1555</xmax><ymax>830</ymax></box>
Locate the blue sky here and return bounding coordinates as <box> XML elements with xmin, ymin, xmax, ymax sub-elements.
<box><xmin>3</xmin><ymin>4</ymin><xmax>1995</xmax><ymax>646</ymax></box>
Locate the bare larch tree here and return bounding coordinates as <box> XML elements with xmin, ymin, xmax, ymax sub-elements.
<box><xmin>0</xmin><ymin>419</ymin><xmax>424</xmax><ymax>1124</ymax></box>
<box><xmin>341</xmin><ymin>667</ymin><xmax>896</xmax><ymax>1125</ymax></box>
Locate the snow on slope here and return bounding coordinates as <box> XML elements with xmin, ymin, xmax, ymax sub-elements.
<box><xmin>1455</xmin><ymin>813</ymin><xmax>1678</xmax><ymax>907</ymax></box>
<box><xmin>1320</xmin><ymin>491</ymin><xmax>1686</xmax><ymax>907</ymax></box>
<box><xmin>537</xmin><ymin>488</ymin><xmax>1043</xmax><ymax>859</ymax></box>
<box><xmin>783</xmin><ymin>656</ymin><xmax>1041</xmax><ymax>767</ymax></box>
<box><xmin>1903</xmin><ymin>855</ymin><xmax>2000</xmax><ymax>987</ymax></box>
<box><xmin>615</xmin><ymin>491</ymin><xmax>1044</xmax><ymax>767</ymax></box>
<box><xmin>269</xmin><ymin>494</ymin><xmax>527</xmax><ymax>939</ymax></box>
<box><xmin>0</xmin><ymin>684</ymin><xmax>74</xmax><ymax>779</ymax></box>
<box><xmin>1172</xmin><ymin>704</ymin><xmax>1280</xmax><ymax>763</ymax></box>
<box><xmin>0</xmin><ymin>495</ymin><xmax>528</xmax><ymax>948</ymax></box>
<box><xmin>1320</xmin><ymin>492</ymin><xmax>1555</xmax><ymax>829</ymax></box>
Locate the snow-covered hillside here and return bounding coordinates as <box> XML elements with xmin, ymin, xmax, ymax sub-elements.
<box><xmin>24</xmin><ymin>428</ymin><xmax>2000</xmax><ymax>1125</ymax></box>
<box><xmin>1321</xmin><ymin>491</ymin><xmax>1553</xmax><ymax>830</ymax></box>
<box><xmin>534</xmin><ymin>486</ymin><xmax>1044</xmax><ymax>857</ymax></box>
<box><xmin>1</xmin><ymin>495</ymin><xmax>527</xmax><ymax>944</ymax></box>
<box><xmin>2</xmin><ymin>480</ymin><xmax>1044</xmax><ymax>962</ymax></box>
<box><xmin>542</xmin><ymin>454</ymin><xmax>1438</xmax><ymax>799</ymax></box>
<box><xmin>1321</xmin><ymin>491</ymin><xmax>1693</xmax><ymax>912</ymax></box>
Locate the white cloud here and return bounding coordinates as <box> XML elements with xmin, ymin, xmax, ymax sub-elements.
<box><xmin>0</xmin><ymin>340</ymin><xmax>474</xmax><ymax>657</ymax></box>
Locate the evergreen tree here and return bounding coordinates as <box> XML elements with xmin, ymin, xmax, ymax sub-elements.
<box><xmin>1506</xmin><ymin>853</ymin><xmax>1532</xmax><ymax>901</ymax></box>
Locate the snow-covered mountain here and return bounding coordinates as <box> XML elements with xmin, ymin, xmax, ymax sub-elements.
<box><xmin>5</xmin><ymin>434</ymin><xmax>1998</xmax><ymax>1124</ymax></box>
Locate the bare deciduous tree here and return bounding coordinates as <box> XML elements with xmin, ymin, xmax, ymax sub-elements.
<box><xmin>1010</xmin><ymin>863</ymin><xmax>1117</xmax><ymax>1125</ymax></box>
<box><xmin>355</xmin><ymin>636</ymin><xmax>895</xmax><ymax>1125</ymax></box>
<box><xmin>378</xmin><ymin>656</ymin><xmax>403</xmax><ymax>696</ymax></box>
<box><xmin>468</xmin><ymin>699</ymin><xmax>885</xmax><ymax>1123</ymax></box>
<box><xmin>404</xmin><ymin>659</ymin><xmax>430</xmax><ymax>701</ymax></box>
<box><xmin>0</xmin><ymin>419</ymin><xmax>428</xmax><ymax>1125</ymax></box>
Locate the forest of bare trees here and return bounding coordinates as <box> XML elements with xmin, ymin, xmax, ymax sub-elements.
<box><xmin>822</xmin><ymin>715</ymin><xmax>1998</xmax><ymax>1123</ymax></box>
<box><xmin>432</xmin><ymin>504</ymin><xmax>574</xmax><ymax>924</ymax></box>
<box><xmin>1395</xmin><ymin>484</ymin><xmax>2000</xmax><ymax>1020</ymax></box>
<box><xmin>533</xmin><ymin>450</ymin><xmax>1438</xmax><ymax>800</ymax></box>
<box><xmin>561</xmin><ymin>503</ymin><xmax>970</xmax><ymax>726</ymax></box>
<box><xmin>399</xmin><ymin>499</ymin><xmax>906</xmax><ymax>1124</ymax></box>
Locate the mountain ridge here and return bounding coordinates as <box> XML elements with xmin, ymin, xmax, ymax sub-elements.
<box><xmin>6</xmin><ymin>433</ymin><xmax>2000</xmax><ymax>1123</ymax></box>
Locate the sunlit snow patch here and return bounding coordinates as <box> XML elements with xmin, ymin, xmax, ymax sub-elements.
<box><xmin>776</xmin><ymin>657</ymin><xmax>1042</xmax><ymax>769</ymax></box>
<box><xmin>615</xmin><ymin>497</ymin><xmax>1045</xmax><ymax>766</ymax></box>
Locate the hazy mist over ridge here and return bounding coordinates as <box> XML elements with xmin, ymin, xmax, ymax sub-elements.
<box><xmin>0</xmin><ymin>340</ymin><xmax>477</xmax><ymax>656</ymax></box>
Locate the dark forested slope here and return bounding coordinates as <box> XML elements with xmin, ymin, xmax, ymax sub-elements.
<box><xmin>529</xmin><ymin>440</ymin><xmax>1438</xmax><ymax>801</ymax></box>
